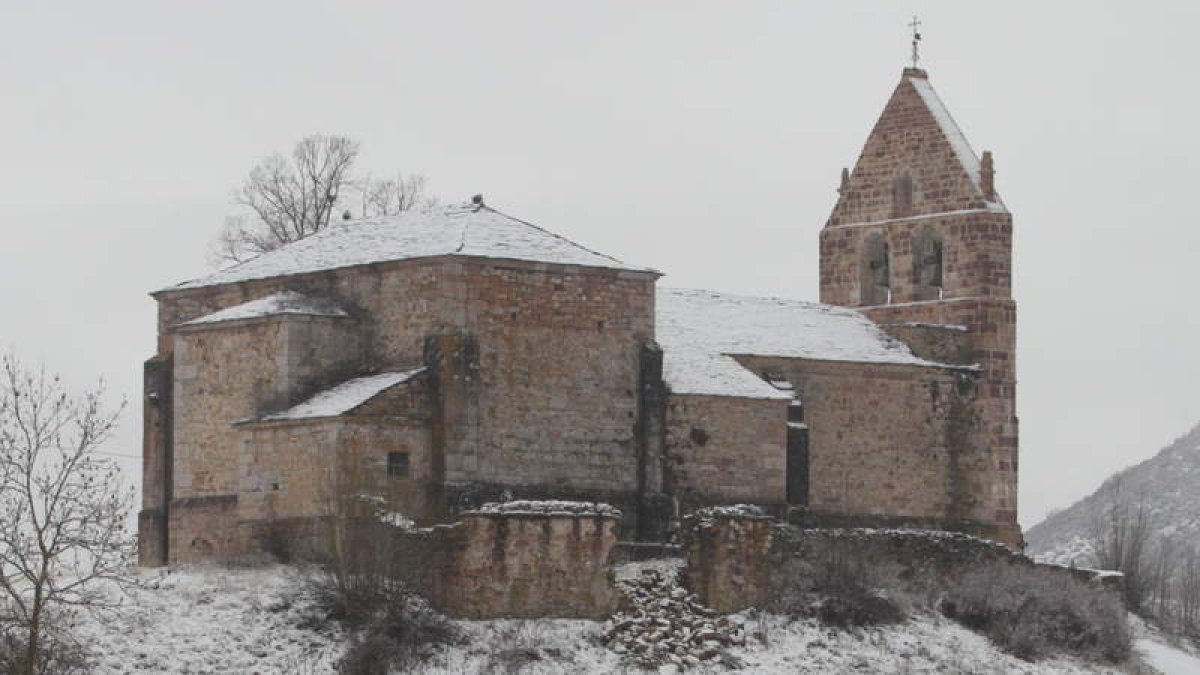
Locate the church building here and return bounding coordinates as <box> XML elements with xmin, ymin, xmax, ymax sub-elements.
<box><xmin>139</xmin><ymin>66</ymin><xmax>1020</xmax><ymax>565</ymax></box>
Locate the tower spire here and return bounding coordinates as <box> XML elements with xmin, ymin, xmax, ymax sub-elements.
<box><xmin>909</xmin><ymin>16</ymin><xmax>923</xmax><ymax>69</ymax></box>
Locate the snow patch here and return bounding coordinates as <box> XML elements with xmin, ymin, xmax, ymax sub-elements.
<box><xmin>179</xmin><ymin>291</ymin><xmax>348</xmax><ymax>326</ymax></box>
<box><xmin>656</xmin><ymin>287</ymin><xmax>957</xmax><ymax>399</ymax></box>
<box><xmin>473</xmin><ymin>500</ymin><xmax>622</xmax><ymax>518</ymax></box>
<box><xmin>256</xmin><ymin>369</ymin><xmax>424</xmax><ymax>422</ymax></box>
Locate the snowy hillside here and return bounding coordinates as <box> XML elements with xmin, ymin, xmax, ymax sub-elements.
<box><xmin>61</xmin><ymin>562</ymin><xmax>1185</xmax><ymax>674</ymax></box>
<box><xmin>1027</xmin><ymin>420</ymin><xmax>1200</xmax><ymax>566</ymax></box>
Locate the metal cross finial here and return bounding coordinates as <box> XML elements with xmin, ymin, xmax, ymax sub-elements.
<box><xmin>909</xmin><ymin>16</ymin><xmax>923</xmax><ymax>69</ymax></box>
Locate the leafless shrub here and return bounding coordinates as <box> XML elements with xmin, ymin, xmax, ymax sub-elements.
<box><xmin>769</xmin><ymin>539</ymin><xmax>907</xmax><ymax>627</ymax></box>
<box><xmin>940</xmin><ymin>560</ymin><xmax>1130</xmax><ymax>663</ymax></box>
<box><xmin>0</xmin><ymin>353</ymin><xmax>133</xmax><ymax>675</ymax></box>
<box><xmin>482</xmin><ymin>621</ymin><xmax>557</xmax><ymax>674</ymax></box>
<box><xmin>1089</xmin><ymin>477</ymin><xmax>1155</xmax><ymax>613</ymax></box>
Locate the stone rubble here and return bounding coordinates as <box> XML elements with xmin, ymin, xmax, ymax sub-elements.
<box><xmin>603</xmin><ymin>565</ymin><xmax>745</xmax><ymax>670</ymax></box>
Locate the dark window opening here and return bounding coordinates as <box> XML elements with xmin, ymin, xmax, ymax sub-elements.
<box><xmin>912</xmin><ymin>227</ymin><xmax>945</xmax><ymax>301</ymax></box>
<box><xmin>387</xmin><ymin>452</ymin><xmax>410</xmax><ymax>477</ymax></box>
<box><xmin>786</xmin><ymin>421</ymin><xmax>809</xmax><ymax>506</ymax></box>
<box><xmin>861</xmin><ymin>232</ymin><xmax>891</xmax><ymax>305</ymax></box>
<box><xmin>788</xmin><ymin>400</ymin><xmax>804</xmax><ymax>424</ymax></box>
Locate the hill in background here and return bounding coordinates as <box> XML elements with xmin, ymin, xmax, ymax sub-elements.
<box><xmin>1026</xmin><ymin>420</ymin><xmax>1200</xmax><ymax>565</ymax></box>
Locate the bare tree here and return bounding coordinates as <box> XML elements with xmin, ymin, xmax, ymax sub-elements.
<box><xmin>0</xmin><ymin>354</ymin><xmax>132</xmax><ymax>674</ymax></box>
<box><xmin>1089</xmin><ymin>477</ymin><xmax>1155</xmax><ymax>613</ymax></box>
<box><xmin>212</xmin><ymin>135</ymin><xmax>360</xmax><ymax>264</ymax></box>
<box><xmin>211</xmin><ymin>135</ymin><xmax>436</xmax><ymax>265</ymax></box>
<box><xmin>355</xmin><ymin>173</ymin><xmax>436</xmax><ymax>218</ymax></box>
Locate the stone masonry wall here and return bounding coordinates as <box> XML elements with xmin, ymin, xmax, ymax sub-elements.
<box><xmin>431</xmin><ymin>512</ymin><xmax>621</xmax><ymax>619</ymax></box>
<box><xmin>665</xmin><ymin>395</ymin><xmax>787</xmax><ymax>510</ymax></box>
<box><xmin>734</xmin><ymin>356</ymin><xmax>987</xmax><ymax>528</ymax></box>
<box><xmin>450</xmin><ymin>260</ymin><xmax>656</xmax><ymax>495</ymax></box>
<box><xmin>827</xmin><ymin>71</ymin><xmax>991</xmax><ymax>227</ymax></box>
<box><xmin>819</xmin><ymin>210</ymin><xmax>1013</xmax><ymax>307</ymax></box>
<box><xmin>168</xmin><ymin>495</ymin><xmax>240</xmax><ymax>562</ymax></box>
<box><xmin>172</xmin><ymin>314</ymin><xmax>359</xmax><ymax>500</ymax></box>
<box><xmin>684</xmin><ymin>514</ymin><xmax>1107</xmax><ymax>615</ymax></box>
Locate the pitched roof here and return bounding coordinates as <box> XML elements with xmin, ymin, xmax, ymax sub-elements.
<box><xmin>179</xmin><ymin>291</ymin><xmax>348</xmax><ymax>327</ymax></box>
<box><xmin>255</xmin><ymin>369</ymin><xmax>425</xmax><ymax>422</ymax></box>
<box><xmin>906</xmin><ymin>75</ymin><xmax>1005</xmax><ymax>209</ymax></box>
<box><xmin>655</xmin><ymin>288</ymin><xmax>956</xmax><ymax>399</ymax></box>
<box><xmin>165</xmin><ymin>202</ymin><xmax>655</xmax><ymax>292</ymax></box>
<box><xmin>827</xmin><ymin>69</ymin><xmax>1006</xmax><ymax>227</ymax></box>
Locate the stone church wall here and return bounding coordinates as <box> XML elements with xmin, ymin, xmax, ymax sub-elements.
<box><xmin>826</xmin><ymin>72</ymin><xmax>994</xmax><ymax>227</ymax></box>
<box><xmin>733</xmin><ymin>355</ymin><xmax>986</xmax><ymax>529</ymax></box>
<box><xmin>441</xmin><ymin>261</ymin><xmax>656</xmax><ymax>505</ymax></box>
<box><xmin>664</xmin><ymin>395</ymin><xmax>788</xmax><ymax>510</ymax></box>
<box><xmin>819</xmin><ymin>210</ymin><xmax>1013</xmax><ymax>307</ymax></box>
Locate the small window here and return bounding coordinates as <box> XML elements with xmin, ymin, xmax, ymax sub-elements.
<box><xmin>387</xmin><ymin>452</ymin><xmax>410</xmax><ymax>477</ymax></box>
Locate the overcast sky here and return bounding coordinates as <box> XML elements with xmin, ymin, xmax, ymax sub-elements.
<box><xmin>2</xmin><ymin>1</ymin><xmax>1197</xmax><ymax>530</ymax></box>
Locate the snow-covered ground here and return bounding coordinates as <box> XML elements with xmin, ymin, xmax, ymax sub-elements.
<box><xmin>66</xmin><ymin>563</ymin><xmax>1188</xmax><ymax>674</ymax></box>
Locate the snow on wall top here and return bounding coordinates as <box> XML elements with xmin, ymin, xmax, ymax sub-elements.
<box><xmin>179</xmin><ymin>291</ymin><xmax>348</xmax><ymax>327</ymax></box>
<box><xmin>656</xmin><ymin>288</ymin><xmax>952</xmax><ymax>399</ymax></box>
<box><xmin>907</xmin><ymin>75</ymin><xmax>1007</xmax><ymax>211</ymax></box>
<box><xmin>257</xmin><ymin>369</ymin><xmax>425</xmax><ymax>422</ymax></box>
<box><xmin>166</xmin><ymin>202</ymin><xmax>655</xmax><ymax>292</ymax></box>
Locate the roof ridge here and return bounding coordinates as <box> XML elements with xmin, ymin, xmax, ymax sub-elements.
<box><xmin>476</xmin><ymin>204</ymin><xmax>631</xmax><ymax>267</ymax></box>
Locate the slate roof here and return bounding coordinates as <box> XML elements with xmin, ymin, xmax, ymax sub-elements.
<box><xmin>165</xmin><ymin>202</ymin><xmax>655</xmax><ymax>292</ymax></box>
<box><xmin>655</xmin><ymin>287</ymin><xmax>959</xmax><ymax>399</ymax></box>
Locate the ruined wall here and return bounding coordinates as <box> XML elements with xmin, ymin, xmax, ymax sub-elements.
<box><xmin>431</xmin><ymin>511</ymin><xmax>621</xmax><ymax>619</ymax></box>
<box><xmin>664</xmin><ymin>395</ymin><xmax>787</xmax><ymax>510</ymax></box>
<box><xmin>733</xmin><ymin>355</ymin><xmax>989</xmax><ymax>530</ymax></box>
<box><xmin>684</xmin><ymin>514</ymin><xmax>1101</xmax><ymax>615</ymax></box>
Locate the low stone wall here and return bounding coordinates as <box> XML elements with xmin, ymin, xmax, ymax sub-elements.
<box><xmin>343</xmin><ymin>502</ymin><xmax>622</xmax><ymax>620</ymax></box>
<box><xmin>432</xmin><ymin>510</ymin><xmax>620</xmax><ymax>619</ymax></box>
<box><xmin>683</xmin><ymin>511</ymin><xmax>1119</xmax><ymax>614</ymax></box>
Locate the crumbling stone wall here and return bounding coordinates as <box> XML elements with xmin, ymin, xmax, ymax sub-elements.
<box><xmin>683</xmin><ymin>514</ymin><xmax>1108</xmax><ymax>615</ymax></box>
<box><xmin>431</xmin><ymin>511</ymin><xmax>621</xmax><ymax>619</ymax></box>
<box><xmin>360</xmin><ymin>508</ymin><xmax>620</xmax><ymax>619</ymax></box>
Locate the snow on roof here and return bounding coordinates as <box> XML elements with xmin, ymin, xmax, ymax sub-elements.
<box><xmin>256</xmin><ymin>369</ymin><xmax>425</xmax><ymax>422</ymax></box>
<box><xmin>167</xmin><ymin>202</ymin><xmax>655</xmax><ymax>292</ymax></box>
<box><xmin>656</xmin><ymin>288</ymin><xmax>953</xmax><ymax>399</ymax></box>
<box><xmin>907</xmin><ymin>75</ymin><xmax>1007</xmax><ymax>212</ymax></box>
<box><xmin>179</xmin><ymin>291</ymin><xmax>348</xmax><ymax>327</ymax></box>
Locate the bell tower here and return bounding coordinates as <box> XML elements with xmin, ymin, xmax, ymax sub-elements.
<box><xmin>819</xmin><ymin>68</ymin><xmax>1020</xmax><ymax>546</ymax></box>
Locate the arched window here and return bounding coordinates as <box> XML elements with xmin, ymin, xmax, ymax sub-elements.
<box><xmin>892</xmin><ymin>171</ymin><xmax>914</xmax><ymax>218</ymax></box>
<box><xmin>912</xmin><ymin>227</ymin><xmax>944</xmax><ymax>301</ymax></box>
<box><xmin>861</xmin><ymin>232</ymin><xmax>891</xmax><ymax>305</ymax></box>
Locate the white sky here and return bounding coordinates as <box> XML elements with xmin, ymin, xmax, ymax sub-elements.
<box><xmin>2</xmin><ymin>1</ymin><xmax>1197</xmax><ymax>531</ymax></box>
